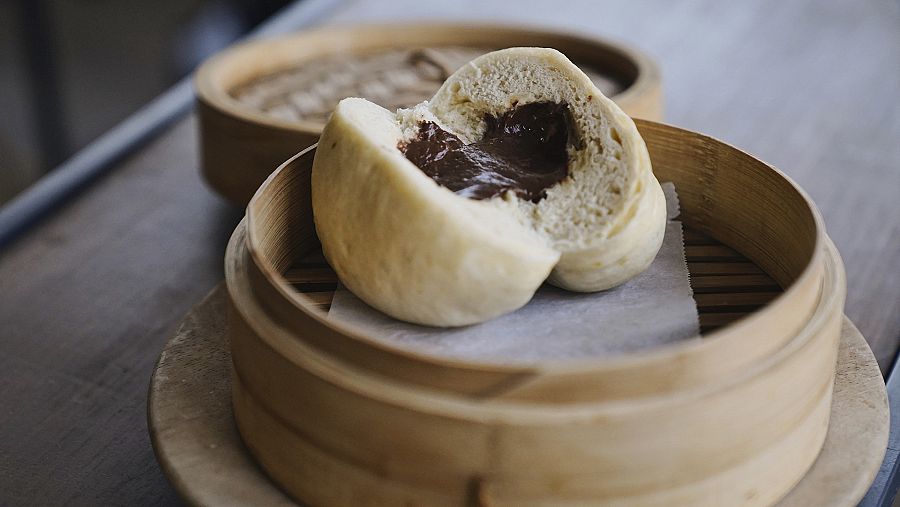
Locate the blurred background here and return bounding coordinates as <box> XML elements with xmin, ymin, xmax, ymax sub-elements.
<box><xmin>0</xmin><ymin>0</ymin><xmax>291</xmax><ymax>204</ymax></box>
<box><xmin>2</xmin><ymin>0</ymin><xmax>897</xmax><ymax>210</ymax></box>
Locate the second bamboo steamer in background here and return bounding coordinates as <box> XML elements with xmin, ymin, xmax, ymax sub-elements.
<box><xmin>194</xmin><ymin>23</ymin><xmax>663</xmax><ymax>205</ymax></box>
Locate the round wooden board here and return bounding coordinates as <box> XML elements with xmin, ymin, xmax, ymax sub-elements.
<box><xmin>148</xmin><ymin>284</ymin><xmax>888</xmax><ymax>507</ymax></box>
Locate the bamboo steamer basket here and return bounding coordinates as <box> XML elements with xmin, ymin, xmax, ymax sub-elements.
<box><xmin>233</xmin><ymin>122</ymin><xmax>828</xmax><ymax>403</ymax></box>
<box><xmin>223</xmin><ymin>120</ymin><xmax>846</xmax><ymax>505</ymax></box>
<box><xmin>195</xmin><ymin>23</ymin><xmax>662</xmax><ymax>206</ymax></box>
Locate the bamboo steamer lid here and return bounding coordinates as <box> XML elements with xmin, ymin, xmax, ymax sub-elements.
<box><xmin>194</xmin><ymin>23</ymin><xmax>663</xmax><ymax>205</ymax></box>
<box><xmin>223</xmin><ymin>121</ymin><xmax>847</xmax><ymax>505</ymax></box>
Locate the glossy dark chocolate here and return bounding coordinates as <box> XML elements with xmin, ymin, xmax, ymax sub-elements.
<box><xmin>400</xmin><ymin>102</ymin><xmax>572</xmax><ymax>203</ymax></box>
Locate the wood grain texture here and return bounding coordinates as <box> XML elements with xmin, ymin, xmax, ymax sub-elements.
<box><xmin>149</xmin><ymin>285</ymin><xmax>887</xmax><ymax>507</ymax></box>
<box><xmin>0</xmin><ymin>118</ymin><xmax>236</xmax><ymax>506</ymax></box>
<box><xmin>0</xmin><ymin>0</ymin><xmax>897</xmax><ymax>504</ymax></box>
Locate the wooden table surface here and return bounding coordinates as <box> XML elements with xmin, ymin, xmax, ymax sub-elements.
<box><xmin>1</xmin><ymin>0</ymin><xmax>898</xmax><ymax>504</ymax></box>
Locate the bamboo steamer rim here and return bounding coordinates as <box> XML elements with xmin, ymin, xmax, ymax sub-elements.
<box><xmin>193</xmin><ymin>22</ymin><xmax>662</xmax><ymax>134</ymax></box>
<box><xmin>241</xmin><ymin>119</ymin><xmax>830</xmax><ymax>384</ymax></box>
<box><xmin>230</xmin><ymin>219</ymin><xmax>843</xmax><ymax>418</ymax></box>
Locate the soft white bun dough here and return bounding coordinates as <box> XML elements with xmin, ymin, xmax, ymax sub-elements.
<box><xmin>311</xmin><ymin>48</ymin><xmax>665</xmax><ymax>326</ymax></box>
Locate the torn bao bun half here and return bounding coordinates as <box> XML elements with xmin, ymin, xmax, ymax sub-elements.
<box><xmin>311</xmin><ymin>48</ymin><xmax>666</xmax><ymax>327</ymax></box>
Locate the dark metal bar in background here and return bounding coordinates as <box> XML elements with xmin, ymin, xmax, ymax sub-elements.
<box><xmin>16</xmin><ymin>0</ymin><xmax>69</xmax><ymax>170</ymax></box>
<box><xmin>0</xmin><ymin>0</ymin><xmax>346</xmax><ymax>250</ymax></box>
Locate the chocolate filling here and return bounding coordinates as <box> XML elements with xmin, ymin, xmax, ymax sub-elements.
<box><xmin>400</xmin><ymin>102</ymin><xmax>573</xmax><ymax>203</ymax></box>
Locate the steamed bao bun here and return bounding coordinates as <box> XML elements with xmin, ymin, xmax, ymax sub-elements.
<box><xmin>311</xmin><ymin>48</ymin><xmax>666</xmax><ymax>327</ymax></box>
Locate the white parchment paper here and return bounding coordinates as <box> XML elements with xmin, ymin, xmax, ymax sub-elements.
<box><xmin>327</xmin><ymin>183</ymin><xmax>699</xmax><ymax>364</ymax></box>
